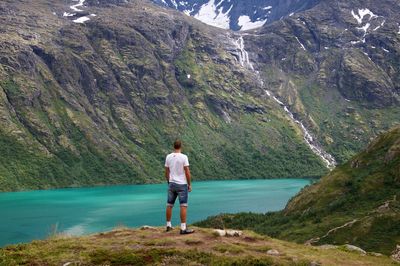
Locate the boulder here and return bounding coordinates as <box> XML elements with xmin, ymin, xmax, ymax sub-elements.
<box><xmin>140</xmin><ymin>225</ymin><xmax>157</xmax><ymax>230</ymax></box>
<box><xmin>212</xmin><ymin>229</ymin><xmax>243</xmax><ymax>237</ymax></box>
<box><xmin>392</xmin><ymin>245</ymin><xmax>400</xmax><ymax>262</ymax></box>
<box><xmin>213</xmin><ymin>229</ymin><xmax>226</xmax><ymax>237</ymax></box>
<box><xmin>267</xmin><ymin>249</ymin><xmax>280</xmax><ymax>256</ymax></box>
<box><xmin>225</xmin><ymin>229</ymin><xmax>243</xmax><ymax>237</ymax></box>
<box><xmin>343</xmin><ymin>244</ymin><xmax>367</xmax><ymax>255</ymax></box>
<box><xmin>318</xmin><ymin>244</ymin><xmax>337</xmax><ymax>250</ymax></box>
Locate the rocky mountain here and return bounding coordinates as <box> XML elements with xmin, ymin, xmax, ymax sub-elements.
<box><xmin>197</xmin><ymin>126</ymin><xmax>400</xmax><ymax>255</ymax></box>
<box><xmin>243</xmin><ymin>0</ymin><xmax>400</xmax><ymax>163</ymax></box>
<box><xmin>151</xmin><ymin>0</ymin><xmax>321</xmax><ymax>31</ymax></box>
<box><xmin>0</xmin><ymin>0</ymin><xmax>399</xmax><ymax>191</ymax></box>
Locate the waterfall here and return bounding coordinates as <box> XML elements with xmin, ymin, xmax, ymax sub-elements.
<box><xmin>231</xmin><ymin>35</ymin><xmax>337</xmax><ymax>170</ymax></box>
<box><xmin>233</xmin><ymin>36</ymin><xmax>254</xmax><ymax>70</ymax></box>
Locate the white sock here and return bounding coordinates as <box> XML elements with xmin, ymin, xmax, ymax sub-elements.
<box><xmin>167</xmin><ymin>221</ymin><xmax>172</xmax><ymax>227</ymax></box>
<box><xmin>181</xmin><ymin>223</ymin><xmax>186</xmax><ymax>231</ymax></box>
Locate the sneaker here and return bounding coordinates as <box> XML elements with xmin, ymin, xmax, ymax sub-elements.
<box><xmin>180</xmin><ymin>228</ymin><xmax>195</xmax><ymax>235</ymax></box>
<box><xmin>166</xmin><ymin>226</ymin><xmax>173</xmax><ymax>232</ymax></box>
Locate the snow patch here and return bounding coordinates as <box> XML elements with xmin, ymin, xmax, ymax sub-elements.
<box><xmin>263</xmin><ymin>6</ymin><xmax>272</xmax><ymax>10</ymax></box>
<box><xmin>373</xmin><ymin>20</ymin><xmax>385</xmax><ymax>31</ymax></box>
<box><xmin>70</xmin><ymin>0</ymin><xmax>86</xmax><ymax>12</ymax></box>
<box><xmin>357</xmin><ymin>22</ymin><xmax>370</xmax><ymax>33</ymax></box>
<box><xmin>295</xmin><ymin>37</ymin><xmax>306</xmax><ymax>50</ymax></box>
<box><xmin>382</xmin><ymin>47</ymin><xmax>389</xmax><ymax>53</ymax></box>
<box><xmin>194</xmin><ymin>0</ymin><xmax>231</xmax><ymax>29</ymax></box>
<box><xmin>73</xmin><ymin>16</ymin><xmax>91</xmax><ymax>23</ymax></box>
<box><xmin>63</xmin><ymin>12</ymin><xmax>75</xmax><ymax>17</ymax></box>
<box><xmin>351</xmin><ymin>8</ymin><xmax>377</xmax><ymax>24</ymax></box>
<box><xmin>362</xmin><ymin>52</ymin><xmax>372</xmax><ymax>61</ymax></box>
<box><xmin>238</xmin><ymin>15</ymin><xmax>266</xmax><ymax>31</ymax></box>
<box><xmin>187</xmin><ymin>74</ymin><xmax>191</xmax><ymax>79</ymax></box>
<box><xmin>170</xmin><ymin>0</ymin><xmax>178</xmax><ymax>8</ymax></box>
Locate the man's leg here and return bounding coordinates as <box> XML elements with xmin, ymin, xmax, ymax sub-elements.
<box><xmin>180</xmin><ymin>206</ymin><xmax>187</xmax><ymax>223</ymax></box>
<box><xmin>178</xmin><ymin>184</ymin><xmax>193</xmax><ymax>234</ymax></box>
<box><xmin>166</xmin><ymin>206</ymin><xmax>173</xmax><ymax>223</ymax></box>
<box><xmin>166</xmin><ymin>183</ymin><xmax>177</xmax><ymax>231</ymax></box>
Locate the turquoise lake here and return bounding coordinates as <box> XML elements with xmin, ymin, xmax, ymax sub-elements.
<box><xmin>0</xmin><ymin>179</ymin><xmax>311</xmax><ymax>247</ymax></box>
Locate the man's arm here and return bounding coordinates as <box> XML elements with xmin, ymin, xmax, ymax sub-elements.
<box><xmin>165</xmin><ymin>167</ymin><xmax>170</xmax><ymax>183</ymax></box>
<box><xmin>184</xmin><ymin>166</ymin><xmax>191</xmax><ymax>192</ymax></box>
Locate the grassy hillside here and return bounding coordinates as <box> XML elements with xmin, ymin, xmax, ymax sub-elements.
<box><xmin>196</xmin><ymin>126</ymin><xmax>400</xmax><ymax>255</ymax></box>
<box><xmin>0</xmin><ymin>227</ymin><xmax>396</xmax><ymax>266</ymax></box>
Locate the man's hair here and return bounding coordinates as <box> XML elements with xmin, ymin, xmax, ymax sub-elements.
<box><xmin>174</xmin><ymin>139</ymin><xmax>182</xmax><ymax>149</ymax></box>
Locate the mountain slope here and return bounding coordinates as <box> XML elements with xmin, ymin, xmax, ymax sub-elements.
<box><xmin>196</xmin><ymin>126</ymin><xmax>400</xmax><ymax>255</ymax></box>
<box><xmin>242</xmin><ymin>0</ymin><xmax>400</xmax><ymax>163</ymax></box>
<box><xmin>0</xmin><ymin>0</ymin><xmax>329</xmax><ymax>191</ymax></box>
<box><xmin>151</xmin><ymin>0</ymin><xmax>321</xmax><ymax>31</ymax></box>
<box><xmin>0</xmin><ymin>227</ymin><xmax>396</xmax><ymax>265</ymax></box>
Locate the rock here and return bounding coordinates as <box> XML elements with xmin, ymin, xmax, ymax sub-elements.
<box><xmin>243</xmin><ymin>105</ymin><xmax>265</xmax><ymax>114</ymax></box>
<box><xmin>140</xmin><ymin>225</ymin><xmax>157</xmax><ymax>230</ymax></box>
<box><xmin>369</xmin><ymin>252</ymin><xmax>383</xmax><ymax>257</ymax></box>
<box><xmin>309</xmin><ymin>261</ymin><xmax>321</xmax><ymax>266</ymax></box>
<box><xmin>266</xmin><ymin>249</ymin><xmax>280</xmax><ymax>256</ymax></box>
<box><xmin>318</xmin><ymin>244</ymin><xmax>337</xmax><ymax>250</ymax></box>
<box><xmin>212</xmin><ymin>229</ymin><xmax>242</xmax><ymax>237</ymax></box>
<box><xmin>343</xmin><ymin>244</ymin><xmax>367</xmax><ymax>255</ymax></box>
<box><xmin>225</xmin><ymin>229</ymin><xmax>243</xmax><ymax>237</ymax></box>
<box><xmin>391</xmin><ymin>245</ymin><xmax>400</xmax><ymax>262</ymax></box>
<box><xmin>213</xmin><ymin>229</ymin><xmax>226</xmax><ymax>237</ymax></box>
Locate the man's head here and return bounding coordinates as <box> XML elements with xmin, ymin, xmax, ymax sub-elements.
<box><xmin>174</xmin><ymin>139</ymin><xmax>182</xmax><ymax>150</ymax></box>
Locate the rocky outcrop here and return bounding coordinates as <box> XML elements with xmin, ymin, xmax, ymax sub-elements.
<box><xmin>392</xmin><ymin>245</ymin><xmax>400</xmax><ymax>262</ymax></box>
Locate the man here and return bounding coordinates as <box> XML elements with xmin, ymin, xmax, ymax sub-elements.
<box><xmin>165</xmin><ymin>139</ymin><xmax>194</xmax><ymax>234</ymax></box>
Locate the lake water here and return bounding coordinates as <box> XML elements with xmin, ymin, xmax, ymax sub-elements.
<box><xmin>0</xmin><ymin>179</ymin><xmax>310</xmax><ymax>247</ymax></box>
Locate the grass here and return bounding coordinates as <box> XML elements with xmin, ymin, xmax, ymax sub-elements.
<box><xmin>0</xmin><ymin>227</ymin><xmax>396</xmax><ymax>266</ymax></box>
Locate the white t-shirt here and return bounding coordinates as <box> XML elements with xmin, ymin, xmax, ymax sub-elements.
<box><xmin>165</xmin><ymin>152</ymin><xmax>189</xmax><ymax>184</ymax></box>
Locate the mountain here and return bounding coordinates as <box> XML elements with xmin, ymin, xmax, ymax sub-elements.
<box><xmin>0</xmin><ymin>0</ymin><xmax>329</xmax><ymax>192</ymax></box>
<box><xmin>0</xmin><ymin>0</ymin><xmax>399</xmax><ymax>192</ymax></box>
<box><xmin>242</xmin><ymin>0</ymin><xmax>400</xmax><ymax>163</ymax></box>
<box><xmin>151</xmin><ymin>0</ymin><xmax>321</xmax><ymax>31</ymax></box>
<box><xmin>0</xmin><ymin>226</ymin><xmax>395</xmax><ymax>265</ymax></box>
<box><xmin>196</xmin><ymin>126</ymin><xmax>400</xmax><ymax>255</ymax></box>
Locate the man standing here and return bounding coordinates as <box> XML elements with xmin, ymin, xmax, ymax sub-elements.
<box><xmin>165</xmin><ymin>139</ymin><xmax>194</xmax><ymax>234</ymax></box>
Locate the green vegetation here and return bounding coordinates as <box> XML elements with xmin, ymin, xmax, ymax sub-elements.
<box><xmin>196</xmin><ymin>126</ymin><xmax>400</xmax><ymax>255</ymax></box>
<box><xmin>0</xmin><ymin>227</ymin><xmax>395</xmax><ymax>266</ymax></box>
